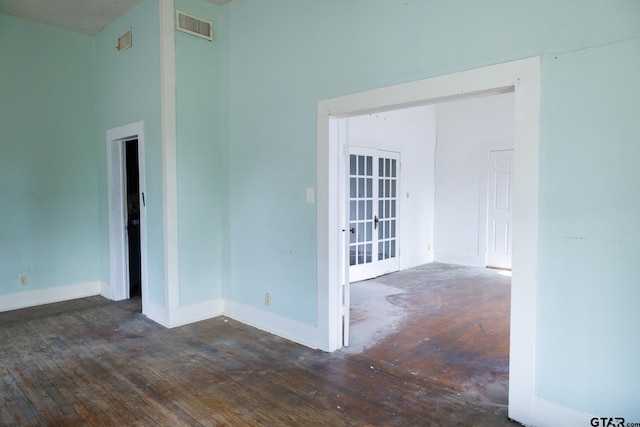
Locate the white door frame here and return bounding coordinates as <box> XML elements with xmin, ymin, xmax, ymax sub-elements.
<box><xmin>317</xmin><ymin>57</ymin><xmax>540</xmax><ymax>425</ymax></box>
<box><xmin>107</xmin><ymin>121</ymin><xmax>149</xmax><ymax>309</ymax></box>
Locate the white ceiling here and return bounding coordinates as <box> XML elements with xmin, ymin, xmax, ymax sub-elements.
<box><xmin>0</xmin><ymin>0</ymin><xmax>231</xmax><ymax>36</ymax></box>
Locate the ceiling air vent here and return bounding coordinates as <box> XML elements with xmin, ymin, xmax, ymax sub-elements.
<box><xmin>117</xmin><ymin>29</ymin><xmax>132</xmax><ymax>53</ymax></box>
<box><xmin>176</xmin><ymin>10</ymin><xmax>212</xmax><ymax>41</ymax></box>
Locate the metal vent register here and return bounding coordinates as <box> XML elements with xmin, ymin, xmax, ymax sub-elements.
<box><xmin>176</xmin><ymin>10</ymin><xmax>212</xmax><ymax>41</ymax></box>
<box><xmin>117</xmin><ymin>29</ymin><xmax>132</xmax><ymax>52</ymax></box>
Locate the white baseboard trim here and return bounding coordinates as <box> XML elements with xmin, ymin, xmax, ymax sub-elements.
<box><xmin>100</xmin><ymin>281</ymin><xmax>113</xmax><ymax>300</ymax></box>
<box><xmin>142</xmin><ymin>298</ymin><xmax>224</xmax><ymax>329</ymax></box>
<box><xmin>2</xmin><ymin>287</ymin><xmax>318</xmax><ymax>353</ymax></box>
<box><xmin>143</xmin><ymin>299</ymin><xmax>170</xmax><ymax>327</ymax></box>
<box><xmin>434</xmin><ymin>252</ymin><xmax>482</xmax><ymax>267</ymax></box>
<box><xmin>531</xmin><ymin>396</ymin><xmax>596</xmax><ymax>427</ymax></box>
<box><xmin>224</xmin><ymin>300</ymin><xmax>319</xmax><ymax>350</ymax></box>
<box><xmin>0</xmin><ymin>281</ymin><xmax>103</xmax><ymax>312</ymax></box>
<box><xmin>168</xmin><ymin>298</ymin><xmax>224</xmax><ymax>328</ymax></box>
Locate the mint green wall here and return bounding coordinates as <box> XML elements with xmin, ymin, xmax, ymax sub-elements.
<box><xmin>537</xmin><ymin>38</ymin><xmax>640</xmax><ymax>418</ymax></box>
<box><xmin>93</xmin><ymin>0</ymin><xmax>166</xmax><ymax>306</ymax></box>
<box><xmin>0</xmin><ymin>15</ymin><xmax>98</xmax><ymax>295</ymax></box>
<box><xmin>225</xmin><ymin>0</ymin><xmax>640</xmax><ymax>417</ymax></box>
<box><xmin>2</xmin><ymin>0</ymin><xmax>640</xmax><ymax>418</ymax></box>
<box><xmin>175</xmin><ymin>0</ymin><xmax>225</xmax><ymax>304</ymax></box>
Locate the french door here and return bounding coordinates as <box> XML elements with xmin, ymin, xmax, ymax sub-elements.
<box><xmin>348</xmin><ymin>147</ymin><xmax>400</xmax><ymax>282</ymax></box>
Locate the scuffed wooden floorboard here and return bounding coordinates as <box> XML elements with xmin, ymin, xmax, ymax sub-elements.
<box><xmin>0</xmin><ymin>266</ymin><xmax>516</xmax><ymax>426</ymax></box>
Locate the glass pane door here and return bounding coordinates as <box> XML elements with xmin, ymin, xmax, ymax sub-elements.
<box><xmin>377</xmin><ymin>156</ymin><xmax>398</xmax><ymax>261</ymax></box>
<box><xmin>348</xmin><ymin>148</ymin><xmax>400</xmax><ymax>282</ymax></box>
<box><xmin>349</xmin><ymin>153</ymin><xmax>373</xmax><ymax>267</ymax></box>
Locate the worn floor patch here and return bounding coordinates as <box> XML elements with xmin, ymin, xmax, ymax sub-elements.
<box><xmin>339</xmin><ymin>263</ymin><xmax>511</xmax><ymax>415</ymax></box>
<box><xmin>343</xmin><ymin>280</ymin><xmax>406</xmax><ymax>354</ymax></box>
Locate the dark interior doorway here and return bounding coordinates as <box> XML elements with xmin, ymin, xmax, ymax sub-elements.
<box><xmin>124</xmin><ymin>139</ymin><xmax>141</xmax><ymax>298</ymax></box>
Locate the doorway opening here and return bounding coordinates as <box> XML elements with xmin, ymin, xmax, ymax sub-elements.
<box><xmin>107</xmin><ymin>121</ymin><xmax>148</xmax><ymax>309</ymax></box>
<box><xmin>124</xmin><ymin>140</ymin><xmax>142</xmax><ymax>299</ymax></box>
<box><xmin>317</xmin><ymin>57</ymin><xmax>540</xmax><ymax>424</ymax></box>
<box><xmin>341</xmin><ymin>93</ymin><xmax>514</xmax><ymax>413</ymax></box>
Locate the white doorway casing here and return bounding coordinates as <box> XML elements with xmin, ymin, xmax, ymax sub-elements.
<box><xmin>106</xmin><ymin>121</ymin><xmax>149</xmax><ymax>311</ymax></box>
<box><xmin>317</xmin><ymin>57</ymin><xmax>540</xmax><ymax>425</ymax></box>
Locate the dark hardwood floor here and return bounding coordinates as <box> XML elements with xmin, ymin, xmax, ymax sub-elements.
<box><xmin>0</xmin><ymin>264</ymin><xmax>517</xmax><ymax>426</ymax></box>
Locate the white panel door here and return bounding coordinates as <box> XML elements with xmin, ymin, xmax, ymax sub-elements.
<box><xmin>349</xmin><ymin>148</ymin><xmax>400</xmax><ymax>282</ymax></box>
<box><xmin>486</xmin><ymin>150</ymin><xmax>513</xmax><ymax>269</ymax></box>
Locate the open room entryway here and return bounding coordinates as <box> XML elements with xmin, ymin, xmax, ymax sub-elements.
<box><xmin>340</xmin><ymin>91</ymin><xmax>515</xmax><ymax>415</ymax></box>
<box><xmin>124</xmin><ymin>140</ymin><xmax>142</xmax><ymax>298</ymax></box>
<box><xmin>107</xmin><ymin>122</ymin><xmax>148</xmax><ymax>309</ymax></box>
<box><xmin>317</xmin><ymin>57</ymin><xmax>541</xmax><ymax>422</ymax></box>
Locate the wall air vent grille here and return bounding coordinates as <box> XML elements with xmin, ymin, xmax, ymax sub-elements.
<box><xmin>176</xmin><ymin>10</ymin><xmax>212</xmax><ymax>41</ymax></box>
<box><xmin>117</xmin><ymin>29</ymin><xmax>132</xmax><ymax>53</ymax></box>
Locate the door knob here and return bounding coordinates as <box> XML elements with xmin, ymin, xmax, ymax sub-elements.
<box><xmin>374</xmin><ymin>215</ymin><xmax>379</xmax><ymax>230</ymax></box>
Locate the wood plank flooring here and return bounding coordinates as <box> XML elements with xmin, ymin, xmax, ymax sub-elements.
<box><xmin>0</xmin><ymin>264</ymin><xmax>517</xmax><ymax>426</ymax></box>
<box><xmin>351</xmin><ymin>263</ymin><xmax>512</xmax><ymax>415</ymax></box>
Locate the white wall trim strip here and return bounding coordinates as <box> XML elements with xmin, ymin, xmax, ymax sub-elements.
<box><xmin>159</xmin><ymin>0</ymin><xmax>180</xmax><ymax>313</ymax></box>
<box><xmin>167</xmin><ymin>299</ymin><xmax>224</xmax><ymax>328</ymax></box>
<box><xmin>2</xmin><ymin>292</ymin><xmax>317</xmax><ymax>351</ymax></box>
<box><xmin>433</xmin><ymin>253</ymin><xmax>482</xmax><ymax>267</ymax></box>
<box><xmin>143</xmin><ymin>299</ymin><xmax>170</xmax><ymax>327</ymax></box>
<box><xmin>101</xmin><ymin>281</ymin><xmax>113</xmax><ymax>300</ymax></box>
<box><xmin>224</xmin><ymin>300</ymin><xmax>320</xmax><ymax>350</ymax></box>
<box><xmin>0</xmin><ymin>281</ymin><xmax>103</xmax><ymax>312</ymax></box>
<box><xmin>532</xmin><ymin>397</ymin><xmax>596</xmax><ymax>427</ymax></box>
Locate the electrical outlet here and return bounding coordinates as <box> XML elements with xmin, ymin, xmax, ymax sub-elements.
<box><xmin>264</xmin><ymin>292</ymin><xmax>271</xmax><ymax>306</ymax></box>
<box><xmin>19</xmin><ymin>275</ymin><xmax>28</xmax><ymax>287</ymax></box>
